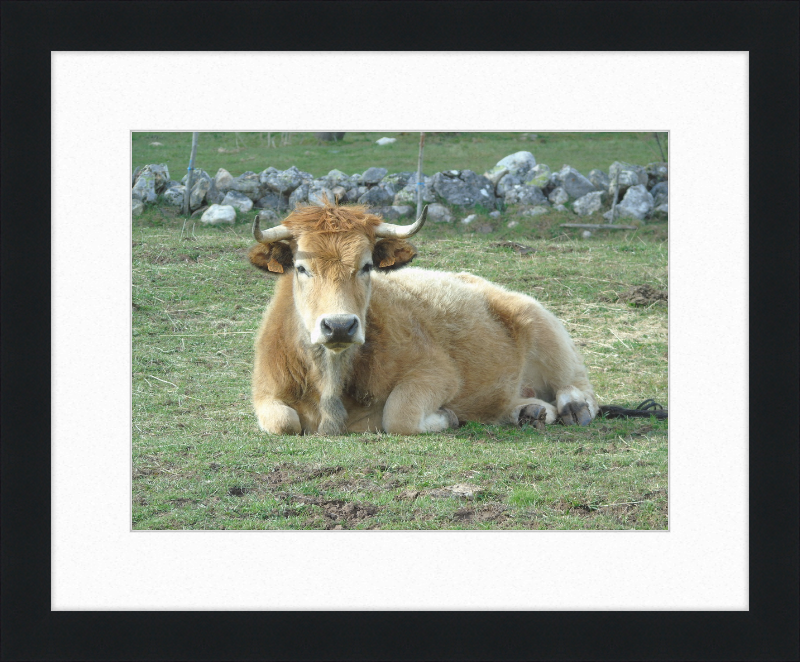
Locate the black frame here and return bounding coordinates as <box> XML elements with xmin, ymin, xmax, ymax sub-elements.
<box><xmin>2</xmin><ymin>2</ymin><xmax>797</xmax><ymax>660</ymax></box>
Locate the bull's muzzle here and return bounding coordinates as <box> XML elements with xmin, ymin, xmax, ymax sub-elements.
<box><xmin>318</xmin><ymin>314</ymin><xmax>361</xmax><ymax>348</ymax></box>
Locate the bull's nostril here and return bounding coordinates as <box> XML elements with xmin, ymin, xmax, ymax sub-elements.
<box><xmin>320</xmin><ymin>315</ymin><xmax>359</xmax><ymax>344</ymax></box>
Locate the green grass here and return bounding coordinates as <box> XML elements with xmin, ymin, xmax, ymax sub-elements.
<box><xmin>132</xmin><ymin>202</ymin><xmax>668</xmax><ymax>530</ymax></box>
<box><xmin>133</xmin><ymin>131</ymin><xmax>668</xmax><ymax>182</ymax></box>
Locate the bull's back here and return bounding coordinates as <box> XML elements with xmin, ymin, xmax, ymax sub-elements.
<box><xmin>367</xmin><ymin>269</ymin><xmax>538</xmax><ymax>420</ymax></box>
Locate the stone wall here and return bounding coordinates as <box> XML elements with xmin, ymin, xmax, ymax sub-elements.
<box><xmin>132</xmin><ymin>151</ymin><xmax>667</xmax><ymax>226</ymax></box>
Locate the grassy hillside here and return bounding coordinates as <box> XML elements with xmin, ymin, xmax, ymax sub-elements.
<box><xmin>132</xmin><ymin>131</ymin><xmax>668</xmax><ymax>181</ymax></box>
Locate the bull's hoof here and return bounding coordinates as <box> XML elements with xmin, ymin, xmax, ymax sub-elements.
<box><xmin>518</xmin><ymin>404</ymin><xmax>548</xmax><ymax>431</ymax></box>
<box><xmin>439</xmin><ymin>407</ymin><xmax>460</xmax><ymax>428</ymax></box>
<box><xmin>558</xmin><ymin>401</ymin><xmax>593</xmax><ymax>426</ymax></box>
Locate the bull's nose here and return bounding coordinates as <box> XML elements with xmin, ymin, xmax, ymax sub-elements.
<box><xmin>320</xmin><ymin>314</ymin><xmax>359</xmax><ymax>344</ymax></box>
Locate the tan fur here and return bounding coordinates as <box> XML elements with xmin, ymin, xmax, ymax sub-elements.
<box><xmin>250</xmin><ymin>202</ymin><xmax>598</xmax><ymax>435</ymax></box>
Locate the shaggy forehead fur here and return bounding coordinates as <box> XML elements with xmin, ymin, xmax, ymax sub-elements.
<box><xmin>282</xmin><ymin>201</ymin><xmax>383</xmax><ymax>240</ymax></box>
<box><xmin>298</xmin><ymin>232</ymin><xmax>372</xmax><ymax>280</ymax></box>
<box><xmin>283</xmin><ymin>201</ymin><xmax>381</xmax><ymax>278</ymax></box>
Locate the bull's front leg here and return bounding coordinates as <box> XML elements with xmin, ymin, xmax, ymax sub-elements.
<box><xmin>253</xmin><ymin>395</ymin><xmax>302</xmax><ymax>435</ymax></box>
<box><xmin>381</xmin><ymin>371</ymin><xmax>459</xmax><ymax>435</ymax></box>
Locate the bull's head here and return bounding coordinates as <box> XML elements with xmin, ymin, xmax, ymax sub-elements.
<box><xmin>249</xmin><ymin>201</ymin><xmax>427</xmax><ymax>353</ymax></box>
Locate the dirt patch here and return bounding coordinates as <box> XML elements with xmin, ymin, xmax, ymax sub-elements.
<box><xmin>428</xmin><ymin>484</ymin><xmax>482</xmax><ymax>499</ymax></box>
<box><xmin>453</xmin><ymin>506</ymin><xmax>508</xmax><ymax>523</ymax></box>
<box><xmin>615</xmin><ymin>285</ymin><xmax>667</xmax><ymax>306</ymax></box>
<box><xmin>394</xmin><ymin>490</ymin><xmax>421</xmax><ymax>501</ymax></box>
<box><xmin>292</xmin><ymin>495</ymin><xmax>379</xmax><ymax>529</ymax></box>
<box><xmin>308</xmin><ymin>465</ymin><xmax>344</xmax><ymax>479</ymax></box>
<box><xmin>227</xmin><ymin>486</ymin><xmax>249</xmax><ymax>497</ymax></box>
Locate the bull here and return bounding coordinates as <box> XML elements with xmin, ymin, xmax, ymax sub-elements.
<box><xmin>248</xmin><ymin>199</ymin><xmax>599</xmax><ymax>435</ymax></box>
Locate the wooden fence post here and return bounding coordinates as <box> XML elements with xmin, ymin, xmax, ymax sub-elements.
<box><xmin>609</xmin><ymin>166</ymin><xmax>621</xmax><ymax>224</ymax></box>
<box><xmin>183</xmin><ymin>132</ymin><xmax>199</xmax><ymax>216</ymax></box>
<box><xmin>416</xmin><ymin>132</ymin><xmax>426</xmax><ymax>219</ymax></box>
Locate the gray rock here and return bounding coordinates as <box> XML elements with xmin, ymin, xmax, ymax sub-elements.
<box><xmin>308</xmin><ymin>187</ymin><xmax>335</xmax><ymax>206</ymax></box>
<box><xmin>608</xmin><ymin>162</ymin><xmax>648</xmax><ymax>200</ymax></box>
<box><xmin>572</xmin><ymin>191</ymin><xmax>607</xmax><ymax>217</ymax></box>
<box><xmin>504</xmin><ymin>184</ymin><xmax>547</xmax><ymax>206</ymax></box>
<box><xmin>131</xmin><ymin>178</ymin><xmax>149</xmax><ymax>203</ymax></box>
<box><xmin>181</xmin><ymin>168</ymin><xmax>209</xmax><ymax>186</ymax></box>
<box><xmin>524</xmin><ymin>163</ymin><xmax>551</xmax><ymax>188</ymax></box>
<box><xmin>262</xmin><ymin>168</ymin><xmax>303</xmax><ymax>195</ymax></box>
<box><xmin>461</xmin><ymin>214</ymin><xmax>478</xmax><ymax>225</ymax></box>
<box><xmin>222</xmin><ymin>190</ymin><xmax>254</xmax><ymax>213</ymax></box>
<box><xmin>426</xmin><ymin>203</ymin><xmax>453</xmax><ymax>223</ymax></box>
<box><xmin>256</xmin><ymin>209</ymin><xmax>281</xmax><ymax>224</ymax></box>
<box><xmin>483</xmin><ymin>166</ymin><xmax>508</xmax><ymax>186</ymax></box>
<box><xmin>201</xmin><ymin>204</ymin><xmax>236</xmax><ymax>225</ymax></box>
<box><xmin>432</xmin><ymin>170</ymin><xmax>496</xmax><ymax>209</ymax></box>
<box><xmin>645</xmin><ymin>162</ymin><xmax>668</xmax><ymax>189</ymax></box>
<box><xmin>175</xmin><ymin>169</ymin><xmax>212</xmax><ymax>209</ymax></box>
<box><xmin>361</xmin><ymin>167</ymin><xmax>388</xmax><ymax>185</ymax></box>
<box><xmin>162</xmin><ymin>185</ymin><xmax>186</xmax><ymax>207</ymax></box>
<box><xmin>345</xmin><ymin>188</ymin><xmax>360</xmax><ymax>204</ymax></box>
<box><xmin>380</xmin><ymin>172</ymin><xmax>412</xmax><ymax>196</ymax></box>
<box><xmin>205</xmin><ymin>175</ymin><xmax>224</xmax><ymax>205</ymax></box>
<box><xmin>358</xmin><ymin>186</ymin><xmax>393</xmax><ymax>207</ymax></box>
<box><xmin>132</xmin><ymin>198</ymin><xmax>145</xmax><ymax>217</ymax></box>
<box><xmin>496</xmin><ymin>174</ymin><xmax>522</xmax><ymax>198</ymax></box>
<box><xmin>654</xmin><ymin>202</ymin><xmax>668</xmax><ymax>215</ymax></box>
<box><xmin>190</xmin><ymin>176</ymin><xmax>211</xmax><ymax>211</ymax></box>
<box><xmin>650</xmin><ymin>182</ymin><xmax>668</xmax><ymax>207</ymax></box>
<box><xmin>132</xmin><ymin>171</ymin><xmax>157</xmax><ymax>203</ymax></box>
<box><xmin>162</xmin><ymin>180</ymin><xmax>182</xmax><ymax>190</ymax></box>
<box><xmin>289</xmin><ymin>183</ymin><xmax>309</xmax><ymax>208</ymax></box>
<box><xmin>553</xmin><ymin>204</ymin><xmax>569</xmax><ymax>213</ymax></box>
<box><xmin>205</xmin><ymin>186</ymin><xmax>225</xmax><ymax>206</ymax></box>
<box><xmin>377</xmin><ymin>205</ymin><xmax>414</xmax><ymax>221</ymax></box>
<box><xmin>214</xmin><ymin>168</ymin><xmax>234</xmax><ymax>191</ymax></box>
<box><xmin>393</xmin><ymin>174</ymin><xmax>436</xmax><ymax>206</ymax></box>
<box><xmin>589</xmin><ymin>169</ymin><xmax>610</xmax><ymax>193</ymax></box>
<box><xmin>615</xmin><ymin>184</ymin><xmax>654</xmax><ymax>221</ymax></box>
<box><xmin>489</xmin><ymin>210</ymin><xmax>502</xmax><ymax>219</ymax></box>
<box><xmin>558</xmin><ymin>166</ymin><xmax>596</xmax><ymax>199</ymax></box>
<box><xmin>325</xmin><ymin>169</ymin><xmax>351</xmax><ymax>188</ymax></box>
<box><xmin>135</xmin><ymin>164</ymin><xmax>170</xmax><ymax>193</ymax></box>
<box><xmin>330</xmin><ymin>186</ymin><xmax>348</xmax><ymax>203</ymax></box>
<box><xmin>490</xmin><ymin>151</ymin><xmax>537</xmax><ymax>179</ymax></box>
<box><xmin>231</xmin><ymin>173</ymin><xmax>263</xmax><ymax>201</ymax></box>
<box><xmin>548</xmin><ymin>186</ymin><xmax>569</xmax><ymax>205</ymax></box>
<box><xmin>258</xmin><ymin>167</ymin><xmax>279</xmax><ymax>184</ymax></box>
<box><xmin>132</xmin><ymin>166</ymin><xmax>142</xmax><ymax>188</ymax></box>
<box><xmin>545</xmin><ymin>171</ymin><xmax>563</xmax><ymax>195</ymax></box>
<box><xmin>255</xmin><ymin>191</ymin><xmax>290</xmax><ymax>210</ymax></box>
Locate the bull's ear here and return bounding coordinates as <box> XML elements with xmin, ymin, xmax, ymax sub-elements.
<box><xmin>248</xmin><ymin>241</ymin><xmax>294</xmax><ymax>274</ymax></box>
<box><xmin>372</xmin><ymin>238</ymin><xmax>417</xmax><ymax>271</ymax></box>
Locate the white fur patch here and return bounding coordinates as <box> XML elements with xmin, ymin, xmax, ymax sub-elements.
<box><xmin>419</xmin><ymin>411</ymin><xmax>451</xmax><ymax>433</ymax></box>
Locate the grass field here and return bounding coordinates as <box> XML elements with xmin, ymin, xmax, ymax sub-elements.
<box><xmin>132</xmin><ymin>131</ymin><xmax>668</xmax><ymax>182</ymax></box>
<box><xmin>132</xmin><ymin>132</ymin><xmax>668</xmax><ymax>530</ymax></box>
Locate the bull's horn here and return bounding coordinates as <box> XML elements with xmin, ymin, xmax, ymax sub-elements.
<box><xmin>374</xmin><ymin>205</ymin><xmax>428</xmax><ymax>239</ymax></box>
<box><xmin>253</xmin><ymin>215</ymin><xmax>292</xmax><ymax>243</ymax></box>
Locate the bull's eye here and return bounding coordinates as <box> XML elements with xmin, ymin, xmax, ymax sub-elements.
<box><xmin>361</xmin><ymin>263</ymin><xmax>373</xmax><ymax>275</ymax></box>
<box><xmin>296</xmin><ymin>265</ymin><xmax>310</xmax><ymax>277</ymax></box>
